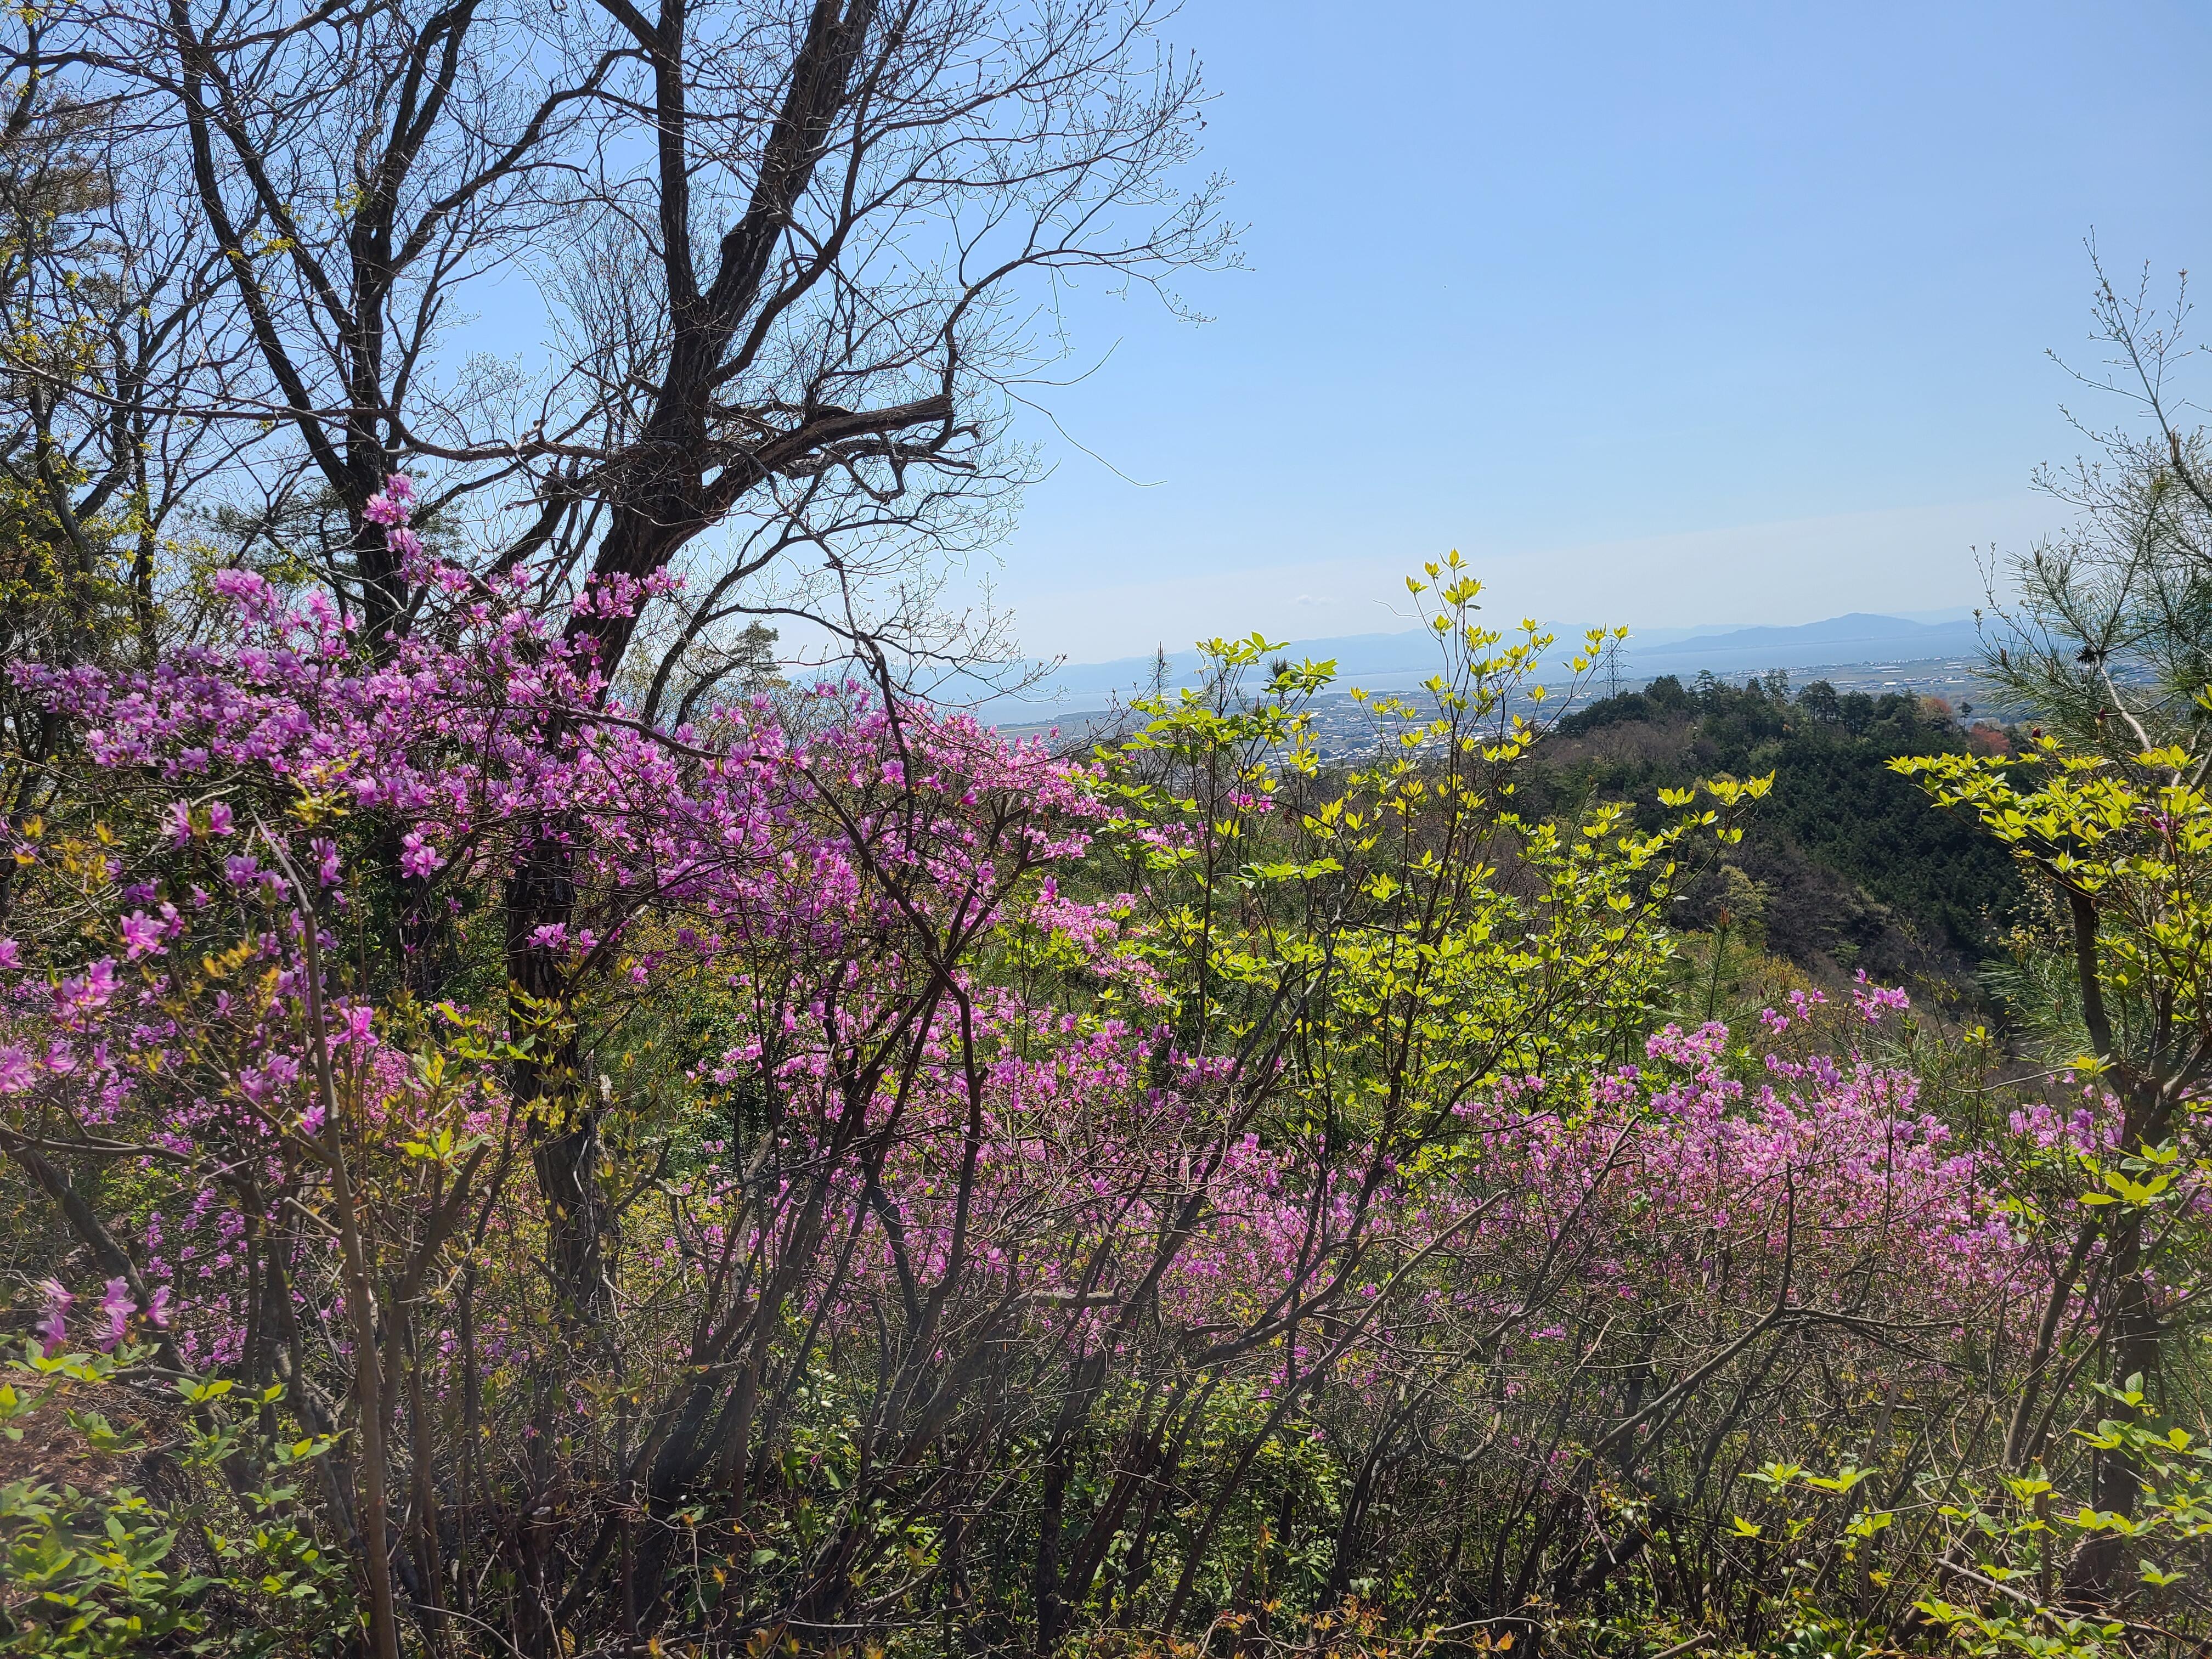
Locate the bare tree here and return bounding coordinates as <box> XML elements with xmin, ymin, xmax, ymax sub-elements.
<box><xmin>18</xmin><ymin>0</ymin><xmax>1227</xmax><ymax>669</ymax></box>
<box><xmin>1983</xmin><ymin>252</ymin><xmax>2212</xmax><ymax>757</ymax></box>
<box><xmin>0</xmin><ymin>40</ymin><xmax>261</xmax><ymax>921</ymax></box>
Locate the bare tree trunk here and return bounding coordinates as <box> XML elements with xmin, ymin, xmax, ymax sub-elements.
<box><xmin>504</xmin><ymin>831</ymin><xmax>610</xmax><ymax>1330</ymax></box>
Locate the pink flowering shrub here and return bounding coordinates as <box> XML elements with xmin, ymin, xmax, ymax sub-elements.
<box><xmin>3</xmin><ymin>506</ymin><xmax>2198</xmax><ymax>1655</ymax></box>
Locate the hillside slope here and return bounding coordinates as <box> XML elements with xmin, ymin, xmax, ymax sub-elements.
<box><xmin>1525</xmin><ymin>673</ymin><xmax>2021</xmax><ymax>997</ymax></box>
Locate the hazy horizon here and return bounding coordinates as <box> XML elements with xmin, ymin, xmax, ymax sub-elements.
<box><xmin>936</xmin><ymin>1</ymin><xmax>2212</xmax><ymax>662</ymax></box>
<box><xmin>1033</xmin><ymin>598</ymin><xmax>1989</xmax><ymax>676</ymax></box>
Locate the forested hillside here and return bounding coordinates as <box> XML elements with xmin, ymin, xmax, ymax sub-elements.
<box><xmin>1532</xmin><ymin>673</ymin><xmax>2023</xmax><ymax>1001</ymax></box>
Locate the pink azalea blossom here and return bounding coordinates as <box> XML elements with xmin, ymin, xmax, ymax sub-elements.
<box><xmin>33</xmin><ymin>1279</ymin><xmax>71</xmax><ymax>1357</ymax></box>
<box><xmin>96</xmin><ymin>1278</ymin><xmax>132</xmax><ymax>1350</ymax></box>
<box><xmin>120</xmin><ymin>910</ymin><xmax>166</xmax><ymax>959</ymax></box>
<box><xmin>399</xmin><ymin>831</ymin><xmax>443</xmax><ymax>879</ymax></box>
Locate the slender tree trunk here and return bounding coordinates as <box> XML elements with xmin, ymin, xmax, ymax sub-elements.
<box><xmin>505</xmin><ymin>831</ymin><xmax>608</xmax><ymax>1329</ymax></box>
<box><xmin>2064</xmin><ymin>1082</ymin><xmax>2173</xmax><ymax>1601</ymax></box>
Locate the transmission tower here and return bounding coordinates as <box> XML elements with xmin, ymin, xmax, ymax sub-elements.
<box><xmin>1602</xmin><ymin>638</ymin><xmax>1628</xmax><ymax>702</ymax></box>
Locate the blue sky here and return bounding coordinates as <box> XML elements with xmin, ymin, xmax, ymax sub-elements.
<box><xmin>979</xmin><ymin>0</ymin><xmax>2212</xmax><ymax>662</ymax></box>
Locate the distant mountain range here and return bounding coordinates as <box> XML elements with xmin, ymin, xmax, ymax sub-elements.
<box><xmin>986</xmin><ymin>610</ymin><xmax>1987</xmax><ymax>716</ymax></box>
<box><xmin>1627</xmin><ymin>612</ymin><xmax>1982</xmax><ymax>675</ymax></box>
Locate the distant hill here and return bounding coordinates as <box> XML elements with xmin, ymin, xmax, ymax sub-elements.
<box><xmin>988</xmin><ymin>611</ymin><xmax>1988</xmax><ymax>716</ymax></box>
<box><xmin>1626</xmin><ymin>613</ymin><xmax>1983</xmax><ymax>676</ymax></box>
<box><xmin>1528</xmin><ymin>673</ymin><xmax>2023</xmax><ymax>995</ymax></box>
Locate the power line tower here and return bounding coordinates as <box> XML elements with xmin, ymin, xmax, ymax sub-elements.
<box><xmin>1602</xmin><ymin>637</ymin><xmax>1628</xmax><ymax>702</ymax></box>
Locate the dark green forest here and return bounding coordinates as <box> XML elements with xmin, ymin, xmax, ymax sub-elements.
<box><xmin>1529</xmin><ymin>673</ymin><xmax>2023</xmax><ymax>1000</ymax></box>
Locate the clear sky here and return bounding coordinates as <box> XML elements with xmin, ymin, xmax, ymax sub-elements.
<box><xmin>979</xmin><ymin>0</ymin><xmax>2212</xmax><ymax>663</ymax></box>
